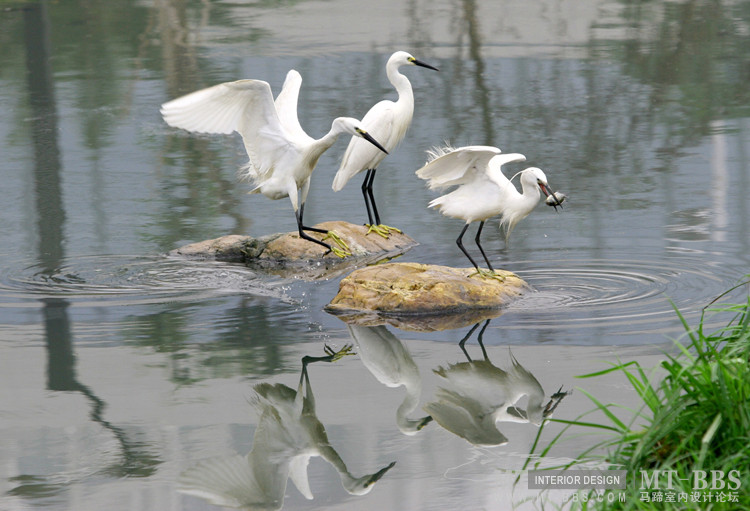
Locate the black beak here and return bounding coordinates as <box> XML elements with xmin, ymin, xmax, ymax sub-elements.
<box><xmin>360</xmin><ymin>130</ymin><xmax>389</xmax><ymax>154</ymax></box>
<box><xmin>412</xmin><ymin>58</ymin><xmax>439</xmax><ymax>72</ymax></box>
<box><xmin>539</xmin><ymin>182</ymin><xmax>553</xmax><ymax>198</ymax></box>
<box><xmin>541</xmin><ymin>183</ymin><xmax>560</xmax><ymax>204</ymax></box>
<box><xmin>364</xmin><ymin>461</ymin><xmax>397</xmax><ymax>487</ymax></box>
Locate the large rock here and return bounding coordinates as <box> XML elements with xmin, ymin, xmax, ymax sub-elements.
<box><xmin>325</xmin><ymin>262</ymin><xmax>529</xmax><ymax>331</ymax></box>
<box><xmin>168</xmin><ymin>221</ymin><xmax>417</xmax><ymax>279</ymax></box>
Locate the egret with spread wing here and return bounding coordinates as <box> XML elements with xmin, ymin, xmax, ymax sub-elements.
<box><xmin>416</xmin><ymin>145</ymin><xmax>559</xmax><ymax>278</ymax></box>
<box><xmin>333</xmin><ymin>51</ymin><xmax>438</xmax><ymax>238</ymax></box>
<box><xmin>161</xmin><ymin>71</ymin><xmax>388</xmax><ymax>257</ymax></box>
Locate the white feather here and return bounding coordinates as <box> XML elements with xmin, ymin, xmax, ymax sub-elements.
<box><xmin>333</xmin><ymin>51</ymin><xmax>436</xmax><ymax>192</ymax></box>
<box><xmin>161</xmin><ymin>73</ymin><xmax>386</xmax><ymax>220</ymax></box>
<box><xmin>416</xmin><ymin>145</ymin><xmax>506</xmax><ymax>190</ymax></box>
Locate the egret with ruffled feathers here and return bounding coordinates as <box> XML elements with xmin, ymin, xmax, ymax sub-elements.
<box><xmin>416</xmin><ymin>145</ymin><xmax>559</xmax><ymax>278</ymax></box>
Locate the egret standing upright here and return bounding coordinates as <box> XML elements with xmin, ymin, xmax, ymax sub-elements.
<box><xmin>160</xmin><ymin>71</ymin><xmax>388</xmax><ymax>257</ymax></box>
<box><xmin>416</xmin><ymin>145</ymin><xmax>559</xmax><ymax>278</ymax></box>
<box><xmin>333</xmin><ymin>51</ymin><xmax>438</xmax><ymax>238</ymax></box>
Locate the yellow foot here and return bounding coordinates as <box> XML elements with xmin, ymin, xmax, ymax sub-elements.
<box><xmin>366</xmin><ymin>224</ymin><xmax>402</xmax><ymax>239</ymax></box>
<box><xmin>329</xmin><ymin>245</ymin><xmax>351</xmax><ymax>258</ymax></box>
<box><xmin>469</xmin><ymin>268</ymin><xmax>506</xmax><ymax>282</ymax></box>
<box><xmin>324</xmin><ymin>343</ymin><xmax>355</xmax><ymax>362</ymax></box>
<box><xmin>322</xmin><ymin>231</ymin><xmax>352</xmax><ymax>258</ymax></box>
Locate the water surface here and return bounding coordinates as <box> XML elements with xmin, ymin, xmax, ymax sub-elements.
<box><xmin>1</xmin><ymin>1</ymin><xmax>749</xmax><ymax>509</ymax></box>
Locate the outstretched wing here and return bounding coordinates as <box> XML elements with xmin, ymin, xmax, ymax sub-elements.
<box><xmin>274</xmin><ymin>69</ymin><xmax>308</xmax><ymax>142</ymax></box>
<box><xmin>415</xmin><ymin>145</ymin><xmax>503</xmax><ymax>190</ymax></box>
<box><xmin>161</xmin><ymin>79</ymin><xmax>298</xmax><ymax>182</ymax></box>
<box><xmin>161</xmin><ymin>79</ymin><xmax>275</xmax><ymax>135</ymax></box>
<box><xmin>485</xmin><ymin>153</ymin><xmax>529</xmax><ymax>190</ymax></box>
<box><xmin>177</xmin><ymin>454</ymin><xmax>266</xmax><ymax>508</ymax></box>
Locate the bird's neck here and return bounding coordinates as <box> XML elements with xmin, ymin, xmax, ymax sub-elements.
<box><xmin>387</xmin><ymin>67</ymin><xmax>415</xmax><ymax>106</ymax></box>
<box><xmin>396</xmin><ymin>383</ymin><xmax>429</xmax><ymax>434</ymax></box>
<box><xmin>520</xmin><ymin>179</ymin><xmax>542</xmax><ymax>201</ymax></box>
<box><xmin>396</xmin><ymin>380</ymin><xmax>421</xmax><ymax>417</ymax></box>
<box><xmin>307</xmin><ymin>129</ymin><xmax>343</xmax><ymax>168</ymax></box>
<box><xmin>509</xmin><ymin>180</ymin><xmax>542</xmax><ymax>218</ymax></box>
<box><xmin>499</xmin><ymin>184</ymin><xmax>542</xmax><ymax>244</ymax></box>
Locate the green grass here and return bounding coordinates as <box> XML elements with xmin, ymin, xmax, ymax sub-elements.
<box><xmin>522</xmin><ymin>279</ymin><xmax>750</xmax><ymax>510</ymax></box>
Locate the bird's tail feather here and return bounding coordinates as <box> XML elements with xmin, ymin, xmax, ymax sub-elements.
<box><xmin>331</xmin><ymin>170</ymin><xmax>349</xmax><ymax>192</ymax></box>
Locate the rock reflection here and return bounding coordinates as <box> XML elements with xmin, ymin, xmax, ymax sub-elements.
<box><xmin>345</xmin><ymin>324</ymin><xmax>432</xmax><ymax>435</ymax></box>
<box><xmin>329</xmin><ymin>306</ymin><xmax>504</xmax><ymax>332</ymax></box>
<box><xmin>178</xmin><ymin>346</ymin><xmax>395</xmax><ymax>509</ymax></box>
<box><xmin>424</xmin><ymin>320</ymin><xmax>568</xmax><ymax>447</ymax></box>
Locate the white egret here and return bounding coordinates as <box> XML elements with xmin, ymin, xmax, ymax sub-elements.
<box><xmin>346</xmin><ymin>324</ymin><xmax>432</xmax><ymax>435</ymax></box>
<box><xmin>178</xmin><ymin>346</ymin><xmax>395</xmax><ymax>509</ymax></box>
<box><xmin>333</xmin><ymin>51</ymin><xmax>439</xmax><ymax>238</ymax></box>
<box><xmin>160</xmin><ymin>71</ymin><xmax>388</xmax><ymax>257</ymax></box>
<box><xmin>423</xmin><ymin>320</ymin><xmax>568</xmax><ymax>446</ymax></box>
<box><xmin>416</xmin><ymin>145</ymin><xmax>559</xmax><ymax>278</ymax></box>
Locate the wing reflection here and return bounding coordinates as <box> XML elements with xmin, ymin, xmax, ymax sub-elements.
<box><xmin>424</xmin><ymin>320</ymin><xmax>569</xmax><ymax>447</ymax></box>
<box><xmin>346</xmin><ymin>324</ymin><xmax>433</xmax><ymax>435</ymax></box>
<box><xmin>178</xmin><ymin>346</ymin><xmax>395</xmax><ymax>509</ymax></box>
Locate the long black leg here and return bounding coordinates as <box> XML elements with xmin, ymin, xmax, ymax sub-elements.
<box><xmin>475</xmin><ymin>319</ymin><xmax>491</xmax><ymax>361</ymax></box>
<box><xmin>456</xmin><ymin>223</ymin><xmax>480</xmax><ymax>271</ymax></box>
<box><xmin>365</xmin><ymin>168</ymin><xmax>382</xmax><ymax>226</ymax></box>
<box><xmin>474</xmin><ymin>221</ymin><xmax>495</xmax><ymax>272</ymax></box>
<box><xmin>295</xmin><ymin>208</ymin><xmax>331</xmax><ymax>251</ymax></box>
<box><xmin>458</xmin><ymin>319</ymin><xmax>492</xmax><ymax>361</ymax></box>
<box><xmin>361</xmin><ymin>169</ymin><xmax>376</xmax><ymax>226</ymax></box>
<box><xmin>458</xmin><ymin>321</ymin><xmax>483</xmax><ymax>361</ymax></box>
<box><xmin>299</xmin><ymin>344</ymin><xmax>354</xmax><ymax>401</ymax></box>
<box><xmin>298</xmin><ymin>203</ymin><xmax>327</xmax><ymax>234</ymax></box>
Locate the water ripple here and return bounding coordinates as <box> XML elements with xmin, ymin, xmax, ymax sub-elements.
<box><xmin>0</xmin><ymin>255</ymin><xmax>294</xmax><ymax>307</ymax></box>
<box><xmin>503</xmin><ymin>258</ymin><xmax>739</xmax><ymax>330</ymax></box>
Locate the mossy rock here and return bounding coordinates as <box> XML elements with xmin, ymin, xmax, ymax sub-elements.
<box><xmin>168</xmin><ymin>221</ymin><xmax>417</xmax><ymax>279</ymax></box>
<box><xmin>326</xmin><ymin>262</ymin><xmax>529</xmax><ymax>331</ymax></box>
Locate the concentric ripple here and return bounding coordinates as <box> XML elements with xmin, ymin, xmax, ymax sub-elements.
<box><xmin>502</xmin><ymin>258</ymin><xmax>742</xmax><ymax>331</ymax></box>
<box><xmin>0</xmin><ymin>255</ymin><xmax>293</xmax><ymax>307</ymax></box>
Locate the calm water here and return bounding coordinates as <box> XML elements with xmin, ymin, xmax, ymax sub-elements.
<box><xmin>1</xmin><ymin>1</ymin><xmax>749</xmax><ymax>509</ymax></box>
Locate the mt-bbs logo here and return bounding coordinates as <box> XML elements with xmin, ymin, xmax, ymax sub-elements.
<box><xmin>640</xmin><ymin>470</ymin><xmax>741</xmax><ymax>490</ymax></box>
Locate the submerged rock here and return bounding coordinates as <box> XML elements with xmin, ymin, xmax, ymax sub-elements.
<box><xmin>326</xmin><ymin>262</ymin><xmax>529</xmax><ymax>331</ymax></box>
<box><xmin>168</xmin><ymin>221</ymin><xmax>417</xmax><ymax>278</ymax></box>
<box><xmin>169</xmin><ymin>234</ymin><xmax>265</xmax><ymax>262</ymax></box>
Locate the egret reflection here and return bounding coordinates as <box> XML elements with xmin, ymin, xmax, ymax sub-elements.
<box><xmin>178</xmin><ymin>346</ymin><xmax>395</xmax><ymax>509</ymax></box>
<box><xmin>345</xmin><ymin>324</ymin><xmax>432</xmax><ymax>435</ymax></box>
<box><xmin>424</xmin><ymin>320</ymin><xmax>569</xmax><ymax>447</ymax></box>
